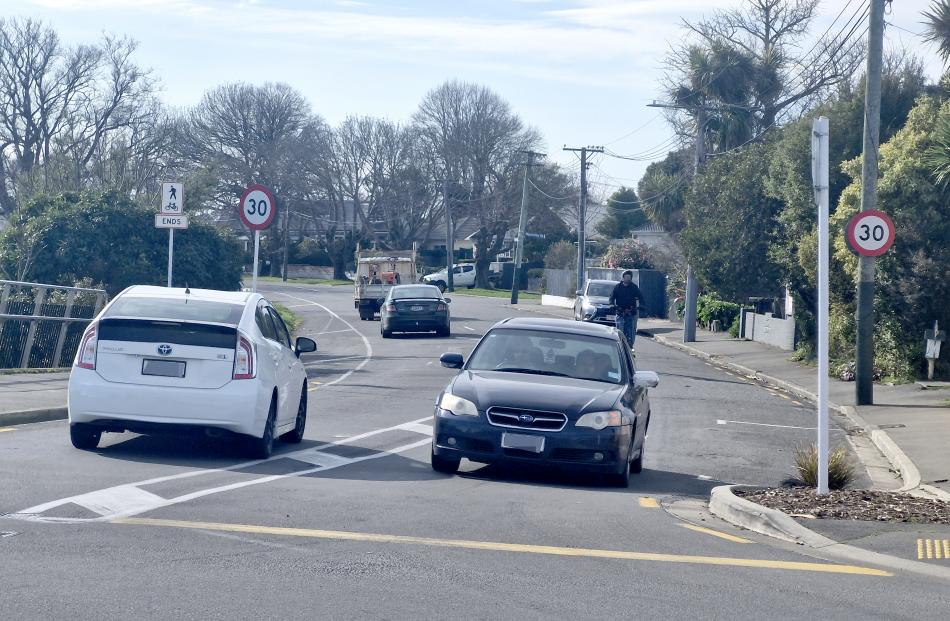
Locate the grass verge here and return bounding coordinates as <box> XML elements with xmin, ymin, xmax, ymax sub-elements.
<box><xmin>274</xmin><ymin>303</ymin><xmax>302</xmax><ymax>335</ymax></box>
<box><xmin>244</xmin><ymin>274</ymin><xmax>352</xmax><ymax>286</ymax></box>
<box><xmin>451</xmin><ymin>287</ymin><xmax>541</xmax><ymax>300</ymax></box>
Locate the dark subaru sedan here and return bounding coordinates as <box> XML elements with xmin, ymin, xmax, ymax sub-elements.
<box><xmin>431</xmin><ymin>317</ymin><xmax>658</xmax><ymax>486</ymax></box>
<box><xmin>380</xmin><ymin>284</ymin><xmax>451</xmax><ymax>338</ymax></box>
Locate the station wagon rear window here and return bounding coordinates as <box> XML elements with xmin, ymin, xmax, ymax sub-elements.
<box><xmin>106</xmin><ymin>297</ymin><xmax>245</xmax><ymax>324</ymax></box>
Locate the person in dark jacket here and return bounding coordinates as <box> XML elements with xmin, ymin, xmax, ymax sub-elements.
<box><xmin>608</xmin><ymin>270</ymin><xmax>646</xmax><ymax>347</ymax></box>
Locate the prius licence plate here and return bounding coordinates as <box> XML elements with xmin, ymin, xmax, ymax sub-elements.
<box><xmin>501</xmin><ymin>432</ymin><xmax>544</xmax><ymax>453</ymax></box>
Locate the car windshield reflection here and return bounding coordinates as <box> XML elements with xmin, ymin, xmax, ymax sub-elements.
<box><xmin>467</xmin><ymin>329</ymin><xmax>624</xmax><ymax>384</ymax></box>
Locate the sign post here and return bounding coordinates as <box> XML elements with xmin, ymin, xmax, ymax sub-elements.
<box><xmin>157</xmin><ymin>182</ymin><xmax>185</xmax><ymax>287</ymax></box>
<box><xmin>238</xmin><ymin>184</ymin><xmax>277</xmax><ymax>292</ymax></box>
<box><xmin>812</xmin><ymin>117</ymin><xmax>830</xmax><ymax>495</ymax></box>
<box><xmin>924</xmin><ymin>321</ymin><xmax>945</xmax><ymax>381</ymax></box>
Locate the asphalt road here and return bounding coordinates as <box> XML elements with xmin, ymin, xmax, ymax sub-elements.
<box><xmin>2</xmin><ymin>283</ymin><xmax>948</xmax><ymax>620</ymax></box>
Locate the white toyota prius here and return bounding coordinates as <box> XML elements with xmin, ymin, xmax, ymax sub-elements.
<box><xmin>68</xmin><ymin>286</ymin><xmax>316</xmax><ymax>458</ymax></box>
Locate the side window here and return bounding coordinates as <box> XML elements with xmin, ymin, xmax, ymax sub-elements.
<box><xmin>256</xmin><ymin>303</ymin><xmax>278</xmax><ymax>342</ymax></box>
<box><xmin>622</xmin><ymin>342</ymin><xmax>636</xmax><ymax>375</ymax></box>
<box><xmin>463</xmin><ymin>265</ymin><xmax>474</xmax><ymax>273</ymax></box>
<box><xmin>268</xmin><ymin>307</ymin><xmax>292</xmax><ymax>348</ymax></box>
<box><xmin>452</xmin><ymin>266</ymin><xmax>462</xmax><ymax>274</ymax></box>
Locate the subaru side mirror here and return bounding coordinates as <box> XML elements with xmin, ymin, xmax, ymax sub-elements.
<box><xmin>634</xmin><ymin>370</ymin><xmax>659</xmax><ymax>388</ymax></box>
<box><xmin>440</xmin><ymin>353</ymin><xmax>464</xmax><ymax>369</ymax></box>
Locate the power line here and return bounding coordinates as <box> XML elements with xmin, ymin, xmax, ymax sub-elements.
<box><xmin>527</xmin><ymin>178</ymin><xmax>575</xmax><ymax>201</ymax></box>
<box><xmin>603</xmin><ymin>113</ymin><xmax>662</xmax><ymax>146</ymax></box>
<box><xmin>884</xmin><ymin>21</ymin><xmax>923</xmax><ymax>37</ymax></box>
<box><xmin>785</xmin><ymin>0</ymin><xmax>870</xmax><ymax>95</ymax></box>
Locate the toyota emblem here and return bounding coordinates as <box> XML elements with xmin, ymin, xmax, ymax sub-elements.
<box><xmin>157</xmin><ymin>344</ymin><xmax>173</xmax><ymax>356</ymax></box>
<box><xmin>518</xmin><ymin>414</ymin><xmax>535</xmax><ymax>424</ymax></box>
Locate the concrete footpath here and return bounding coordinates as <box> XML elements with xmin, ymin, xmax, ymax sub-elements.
<box><xmin>0</xmin><ymin>371</ymin><xmax>69</xmax><ymax>427</ymax></box>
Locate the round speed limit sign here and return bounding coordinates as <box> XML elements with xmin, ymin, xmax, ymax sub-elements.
<box><xmin>846</xmin><ymin>209</ymin><xmax>895</xmax><ymax>257</ymax></box>
<box><xmin>238</xmin><ymin>184</ymin><xmax>276</xmax><ymax>230</ymax></box>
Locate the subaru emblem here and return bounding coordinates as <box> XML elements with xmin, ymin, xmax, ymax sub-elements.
<box><xmin>157</xmin><ymin>344</ymin><xmax>173</xmax><ymax>356</ymax></box>
<box><xmin>518</xmin><ymin>414</ymin><xmax>535</xmax><ymax>424</ymax></box>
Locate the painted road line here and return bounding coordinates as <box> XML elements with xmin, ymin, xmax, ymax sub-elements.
<box><xmin>9</xmin><ymin>415</ymin><xmax>431</xmax><ymax>524</ymax></box>
<box><xmin>0</xmin><ymin>428</ymin><xmax>15</xmax><ymax>433</ymax></box>
<box><xmin>917</xmin><ymin>539</ymin><xmax>950</xmax><ymax>560</ymax></box>
<box><xmin>272</xmin><ymin>292</ymin><xmax>373</xmax><ymax>390</ymax></box>
<box><xmin>716</xmin><ymin>420</ymin><xmax>843</xmax><ymax>432</ymax></box>
<box><xmin>792</xmin><ymin>401</ymin><xmax>803</xmax><ymax>406</ymax></box>
<box><xmin>465</xmin><ymin>326</ymin><xmax>475</xmax><ymax>331</ymax></box>
<box><xmin>315</xmin><ymin>329</ymin><xmax>356</xmax><ymax>335</ymax></box>
<box><xmin>397</xmin><ymin>422</ymin><xmax>434</xmax><ymax>436</ymax></box>
<box><xmin>678</xmin><ymin>523</ymin><xmax>752</xmax><ymax>544</ymax></box>
<box><xmin>112</xmin><ymin>517</ymin><xmax>891</xmax><ymax>576</ymax></box>
<box><xmin>638</xmin><ymin>497</ymin><xmax>659</xmax><ymax>508</ymax></box>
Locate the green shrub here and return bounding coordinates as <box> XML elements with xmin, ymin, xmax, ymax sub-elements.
<box><xmin>696</xmin><ymin>294</ymin><xmax>741</xmax><ymax>330</ymax></box>
<box><xmin>794</xmin><ymin>444</ymin><xmax>854</xmax><ymax>490</ymax></box>
<box><xmin>728</xmin><ymin>314</ymin><xmax>741</xmax><ymax>338</ymax></box>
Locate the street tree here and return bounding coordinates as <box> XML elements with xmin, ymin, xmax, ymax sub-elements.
<box><xmin>412</xmin><ymin>80</ymin><xmax>541</xmax><ymax>287</ymax></box>
<box><xmin>596</xmin><ymin>186</ymin><xmax>646</xmax><ymax>239</ymax></box>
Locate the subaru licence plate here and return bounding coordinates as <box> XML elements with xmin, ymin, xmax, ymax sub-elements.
<box><xmin>411</xmin><ymin>305</ymin><xmax>424</xmax><ymax>311</ymax></box>
<box><xmin>501</xmin><ymin>432</ymin><xmax>544</xmax><ymax>453</ymax></box>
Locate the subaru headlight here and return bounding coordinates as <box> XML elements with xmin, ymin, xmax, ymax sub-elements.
<box><xmin>439</xmin><ymin>393</ymin><xmax>479</xmax><ymax>417</ymax></box>
<box><xmin>575</xmin><ymin>410</ymin><xmax>622</xmax><ymax>430</ymax></box>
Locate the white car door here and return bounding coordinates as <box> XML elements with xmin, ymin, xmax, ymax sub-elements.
<box><xmin>267</xmin><ymin>306</ymin><xmax>303</xmax><ymax>427</ymax></box>
<box><xmin>254</xmin><ymin>302</ymin><xmax>285</xmax><ymax>418</ymax></box>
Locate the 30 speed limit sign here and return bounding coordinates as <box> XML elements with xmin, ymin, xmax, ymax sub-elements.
<box><xmin>846</xmin><ymin>209</ymin><xmax>895</xmax><ymax>257</ymax></box>
<box><xmin>238</xmin><ymin>184</ymin><xmax>276</xmax><ymax>230</ymax></box>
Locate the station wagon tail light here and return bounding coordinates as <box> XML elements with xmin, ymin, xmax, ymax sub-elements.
<box><xmin>384</xmin><ymin>302</ymin><xmax>397</xmax><ymax>312</ymax></box>
<box><xmin>233</xmin><ymin>334</ymin><xmax>256</xmax><ymax>380</ymax></box>
<box><xmin>75</xmin><ymin>323</ymin><xmax>98</xmax><ymax>370</ymax></box>
<box><xmin>576</xmin><ymin>410</ymin><xmax>622</xmax><ymax>430</ymax></box>
<box><xmin>436</xmin><ymin>303</ymin><xmax>447</xmax><ymax>312</ymax></box>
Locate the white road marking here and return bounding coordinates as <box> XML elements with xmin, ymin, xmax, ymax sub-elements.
<box><xmin>315</xmin><ymin>329</ymin><xmax>356</xmax><ymax>336</ymax></box>
<box><xmin>8</xmin><ymin>416</ymin><xmax>432</xmax><ymax>524</ymax></box>
<box><xmin>465</xmin><ymin>326</ymin><xmax>475</xmax><ymax>331</ymax></box>
<box><xmin>696</xmin><ymin>475</ymin><xmax>713</xmax><ymax>481</ymax></box>
<box><xmin>716</xmin><ymin>419</ymin><xmax>843</xmax><ymax>432</ymax></box>
<box><xmin>272</xmin><ymin>292</ymin><xmax>372</xmax><ymax>390</ymax></box>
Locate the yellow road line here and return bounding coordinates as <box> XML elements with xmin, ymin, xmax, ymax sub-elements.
<box><xmin>678</xmin><ymin>523</ymin><xmax>753</xmax><ymax>544</ymax></box>
<box><xmin>0</xmin><ymin>428</ymin><xmax>15</xmax><ymax>433</ymax></box>
<box><xmin>937</xmin><ymin>540</ymin><xmax>944</xmax><ymax>560</ymax></box>
<box><xmin>113</xmin><ymin>517</ymin><xmax>891</xmax><ymax>576</ymax></box>
<box><xmin>926</xmin><ymin>539</ymin><xmax>933</xmax><ymax>559</ymax></box>
<box><xmin>945</xmin><ymin>540</ymin><xmax>950</xmax><ymax>559</ymax></box>
<box><xmin>919</xmin><ymin>539</ymin><xmax>925</xmax><ymax>560</ymax></box>
<box><xmin>638</xmin><ymin>497</ymin><xmax>659</xmax><ymax>508</ymax></box>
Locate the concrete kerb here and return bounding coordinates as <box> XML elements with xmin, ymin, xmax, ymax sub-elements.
<box><xmin>710</xmin><ymin>485</ymin><xmax>950</xmax><ymax>580</ymax></box>
<box><xmin>0</xmin><ymin>406</ymin><xmax>68</xmax><ymax>427</ymax></box>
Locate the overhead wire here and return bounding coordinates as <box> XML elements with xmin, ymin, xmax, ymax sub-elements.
<box><xmin>527</xmin><ymin>177</ymin><xmax>576</xmax><ymax>201</ymax></box>
<box><xmin>784</xmin><ymin>0</ymin><xmax>870</xmax><ymax>95</ymax></box>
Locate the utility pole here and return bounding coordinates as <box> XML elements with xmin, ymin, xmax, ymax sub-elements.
<box><xmin>647</xmin><ymin>101</ymin><xmax>709</xmax><ymax>342</ymax></box>
<box><xmin>563</xmin><ymin>145</ymin><xmax>603</xmax><ymax>294</ymax></box>
<box><xmin>855</xmin><ymin>0</ymin><xmax>885</xmax><ymax>405</ymax></box>
<box><xmin>812</xmin><ymin>116</ymin><xmax>831</xmax><ymax>495</ymax></box>
<box><xmin>511</xmin><ymin>150</ymin><xmax>545</xmax><ymax>304</ymax></box>
<box><xmin>443</xmin><ymin>178</ymin><xmax>455</xmax><ymax>292</ymax></box>
<box><xmin>282</xmin><ymin>201</ymin><xmax>290</xmax><ymax>283</ymax></box>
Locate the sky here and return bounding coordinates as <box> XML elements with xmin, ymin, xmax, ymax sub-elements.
<box><xmin>8</xmin><ymin>0</ymin><xmax>946</xmax><ymax>200</ymax></box>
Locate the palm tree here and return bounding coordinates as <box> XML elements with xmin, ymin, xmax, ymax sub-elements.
<box><xmin>922</xmin><ymin>0</ymin><xmax>950</xmax><ymax>65</ymax></box>
<box><xmin>924</xmin><ymin>110</ymin><xmax>950</xmax><ymax>189</ymax></box>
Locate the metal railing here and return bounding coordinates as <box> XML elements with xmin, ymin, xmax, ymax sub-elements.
<box><xmin>0</xmin><ymin>280</ymin><xmax>108</xmax><ymax>369</ymax></box>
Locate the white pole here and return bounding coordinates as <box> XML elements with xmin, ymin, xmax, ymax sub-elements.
<box><xmin>813</xmin><ymin>116</ymin><xmax>830</xmax><ymax>495</ymax></box>
<box><xmin>167</xmin><ymin>229</ymin><xmax>174</xmax><ymax>287</ymax></box>
<box><xmin>252</xmin><ymin>229</ymin><xmax>260</xmax><ymax>292</ymax></box>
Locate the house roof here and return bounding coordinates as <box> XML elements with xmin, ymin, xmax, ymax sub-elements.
<box><xmin>630</xmin><ymin>223</ymin><xmax>667</xmax><ymax>234</ymax></box>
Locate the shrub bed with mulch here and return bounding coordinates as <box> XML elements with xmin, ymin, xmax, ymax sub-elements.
<box><xmin>735</xmin><ymin>487</ymin><xmax>950</xmax><ymax>524</ymax></box>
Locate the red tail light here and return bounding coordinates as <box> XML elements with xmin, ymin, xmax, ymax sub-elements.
<box><xmin>233</xmin><ymin>334</ymin><xmax>256</xmax><ymax>379</ymax></box>
<box><xmin>75</xmin><ymin>323</ymin><xmax>98</xmax><ymax>370</ymax></box>
<box><xmin>436</xmin><ymin>303</ymin><xmax>447</xmax><ymax>312</ymax></box>
<box><xmin>384</xmin><ymin>302</ymin><xmax>397</xmax><ymax>312</ymax></box>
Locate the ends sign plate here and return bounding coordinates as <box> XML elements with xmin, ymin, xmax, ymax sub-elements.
<box><xmin>239</xmin><ymin>184</ymin><xmax>276</xmax><ymax>231</ymax></box>
<box><xmin>155</xmin><ymin>214</ymin><xmax>188</xmax><ymax>229</ymax></box>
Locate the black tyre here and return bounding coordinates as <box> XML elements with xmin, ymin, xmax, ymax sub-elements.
<box><xmin>69</xmin><ymin>424</ymin><xmax>101</xmax><ymax>450</ymax></box>
<box><xmin>630</xmin><ymin>442</ymin><xmax>644</xmax><ymax>474</ymax></box>
<box><xmin>608</xmin><ymin>462</ymin><xmax>631</xmax><ymax>487</ymax></box>
<box><xmin>248</xmin><ymin>397</ymin><xmax>277</xmax><ymax>459</ymax></box>
<box><xmin>431</xmin><ymin>447</ymin><xmax>460</xmax><ymax>474</ymax></box>
<box><xmin>381</xmin><ymin>325</ymin><xmax>392</xmax><ymax>338</ymax></box>
<box><xmin>280</xmin><ymin>385</ymin><xmax>307</xmax><ymax>443</ymax></box>
<box><xmin>437</xmin><ymin>324</ymin><xmax>450</xmax><ymax>337</ymax></box>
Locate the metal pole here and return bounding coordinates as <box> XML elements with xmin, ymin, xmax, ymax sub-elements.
<box><xmin>167</xmin><ymin>229</ymin><xmax>174</xmax><ymax>287</ymax></box>
<box><xmin>683</xmin><ymin>108</ymin><xmax>707</xmax><ymax>343</ymax></box>
<box><xmin>855</xmin><ymin>0</ymin><xmax>885</xmax><ymax>406</ymax></box>
<box><xmin>444</xmin><ymin>179</ymin><xmax>455</xmax><ymax>293</ymax></box>
<box><xmin>511</xmin><ymin>152</ymin><xmax>539</xmax><ymax>304</ymax></box>
<box><xmin>282</xmin><ymin>203</ymin><xmax>290</xmax><ymax>283</ymax></box>
<box><xmin>813</xmin><ymin>116</ymin><xmax>830</xmax><ymax>495</ymax></box>
<box><xmin>576</xmin><ymin>147</ymin><xmax>587</xmax><ymax>294</ymax></box>
<box><xmin>252</xmin><ymin>229</ymin><xmax>260</xmax><ymax>292</ymax></box>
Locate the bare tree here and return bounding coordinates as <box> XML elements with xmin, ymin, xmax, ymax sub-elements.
<box><xmin>0</xmin><ymin>19</ymin><xmax>156</xmax><ymax>213</ymax></box>
<box><xmin>413</xmin><ymin>80</ymin><xmax>541</xmax><ymax>287</ymax></box>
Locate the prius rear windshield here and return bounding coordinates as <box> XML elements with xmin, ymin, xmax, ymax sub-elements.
<box><xmin>106</xmin><ymin>296</ymin><xmax>245</xmax><ymax>325</ymax></box>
